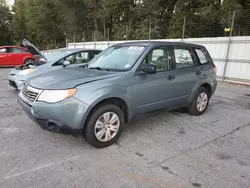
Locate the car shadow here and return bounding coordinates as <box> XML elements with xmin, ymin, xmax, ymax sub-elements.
<box><xmin>121</xmin><ymin>108</ymin><xmax>187</xmax><ymax>135</ymax></box>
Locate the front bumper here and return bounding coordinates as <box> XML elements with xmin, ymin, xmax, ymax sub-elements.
<box><xmin>18</xmin><ymin>96</ymin><xmax>90</xmax><ymax>136</ymax></box>
<box><xmin>8</xmin><ymin>74</ymin><xmax>24</xmax><ymax>90</ymax></box>
<box><xmin>9</xmin><ymin>80</ymin><xmax>24</xmax><ymax>90</ymax></box>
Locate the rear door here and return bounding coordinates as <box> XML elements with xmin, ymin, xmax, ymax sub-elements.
<box><xmin>0</xmin><ymin>47</ymin><xmax>9</xmax><ymax>66</ymax></box>
<box><xmin>8</xmin><ymin>47</ymin><xmax>26</xmax><ymax>66</ymax></box>
<box><xmin>171</xmin><ymin>45</ymin><xmax>200</xmax><ymax>104</ymax></box>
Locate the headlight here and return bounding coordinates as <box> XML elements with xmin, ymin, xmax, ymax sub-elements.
<box><xmin>18</xmin><ymin>69</ymin><xmax>37</xmax><ymax>75</ymax></box>
<box><xmin>37</xmin><ymin>89</ymin><xmax>77</xmax><ymax>103</ymax></box>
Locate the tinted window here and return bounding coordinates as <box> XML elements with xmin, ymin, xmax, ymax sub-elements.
<box><xmin>195</xmin><ymin>49</ymin><xmax>209</xmax><ymax>64</ymax></box>
<box><xmin>75</xmin><ymin>52</ymin><xmax>90</xmax><ymax>64</ymax></box>
<box><xmin>93</xmin><ymin>50</ymin><xmax>101</xmax><ymax>57</ymax></box>
<box><xmin>55</xmin><ymin>52</ymin><xmax>90</xmax><ymax>65</ymax></box>
<box><xmin>65</xmin><ymin>53</ymin><xmax>79</xmax><ymax>64</ymax></box>
<box><xmin>174</xmin><ymin>48</ymin><xmax>194</xmax><ymax>68</ymax></box>
<box><xmin>143</xmin><ymin>47</ymin><xmax>172</xmax><ymax>72</ymax></box>
<box><xmin>0</xmin><ymin>48</ymin><xmax>7</xmax><ymax>53</ymax></box>
<box><xmin>10</xmin><ymin>48</ymin><xmax>24</xmax><ymax>53</ymax></box>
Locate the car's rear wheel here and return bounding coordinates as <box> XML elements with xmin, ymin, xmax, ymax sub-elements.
<box><xmin>24</xmin><ymin>58</ymin><xmax>34</xmax><ymax>64</ymax></box>
<box><xmin>83</xmin><ymin>104</ymin><xmax>124</xmax><ymax>148</ymax></box>
<box><xmin>189</xmin><ymin>87</ymin><xmax>210</xmax><ymax>116</ymax></box>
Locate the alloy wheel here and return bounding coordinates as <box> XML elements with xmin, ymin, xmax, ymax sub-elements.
<box><xmin>94</xmin><ymin>112</ymin><xmax>120</xmax><ymax>142</ymax></box>
<box><xmin>196</xmin><ymin>92</ymin><xmax>208</xmax><ymax>112</ymax></box>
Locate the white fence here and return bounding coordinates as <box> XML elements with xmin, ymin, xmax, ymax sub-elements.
<box><xmin>64</xmin><ymin>36</ymin><xmax>250</xmax><ymax>84</ymax></box>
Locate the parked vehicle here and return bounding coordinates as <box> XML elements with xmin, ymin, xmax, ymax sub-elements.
<box><xmin>8</xmin><ymin>45</ymin><xmax>102</xmax><ymax>90</ymax></box>
<box><xmin>0</xmin><ymin>46</ymin><xmax>35</xmax><ymax>67</ymax></box>
<box><xmin>18</xmin><ymin>41</ymin><xmax>217</xmax><ymax>148</ymax></box>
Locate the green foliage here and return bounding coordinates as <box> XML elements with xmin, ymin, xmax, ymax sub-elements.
<box><xmin>1</xmin><ymin>0</ymin><xmax>249</xmax><ymax>49</ymax></box>
<box><xmin>0</xmin><ymin>0</ymin><xmax>12</xmax><ymax>45</ymax></box>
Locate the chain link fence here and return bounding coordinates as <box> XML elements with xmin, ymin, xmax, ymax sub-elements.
<box><xmin>62</xmin><ymin>9</ymin><xmax>250</xmax><ymax>46</ymax></box>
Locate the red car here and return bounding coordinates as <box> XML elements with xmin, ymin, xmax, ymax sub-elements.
<box><xmin>0</xmin><ymin>46</ymin><xmax>35</xmax><ymax>67</ymax></box>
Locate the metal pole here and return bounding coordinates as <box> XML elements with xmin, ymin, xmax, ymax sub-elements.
<box><xmin>65</xmin><ymin>33</ymin><xmax>68</xmax><ymax>48</ymax></box>
<box><xmin>74</xmin><ymin>33</ymin><xmax>76</xmax><ymax>48</ymax></box>
<box><xmin>82</xmin><ymin>32</ymin><xmax>85</xmax><ymax>48</ymax></box>
<box><xmin>103</xmin><ymin>9</ymin><xmax>106</xmax><ymax>41</ymax></box>
<box><xmin>126</xmin><ymin>25</ymin><xmax>128</xmax><ymax>41</ymax></box>
<box><xmin>182</xmin><ymin>16</ymin><xmax>186</xmax><ymax>41</ymax></box>
<box><xmin>222</xmin><ymin>11</ymin><xmax>236</xmax><ymax>81</ymax></box>
<box><xmin>107</xmin><ymin>28</ymin><xmax>110</xmax><ymax>47</ymax></box>
<box><xmin>94</xmin><ymin>30</ymin><xmax>96</xmax><ymax>49</ymax></box>
<box><xmin>149</xmin><ymin>19</ymin><xmax>151</xmax><ymax>41</ymax></box>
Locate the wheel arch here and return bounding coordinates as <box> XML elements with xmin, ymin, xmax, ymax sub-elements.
<box><xmin>22</xmin><ymin>56</ymin><xmax>35</xmax><ymax>64</ymax></box>
<box><xmin>188</xmin><ymin>81</ymin><xmax>213</xmax><ymax>103</ymax></box>
<box><xmin>81</xmin><ymin>96</ymin><xmax>130</xmax><ymax>134</ymax></box>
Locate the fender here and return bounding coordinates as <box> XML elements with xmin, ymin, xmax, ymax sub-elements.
<box><xmin>22</xmin><ymin>54</ymin><xmax>34</xmax><ymax>64</ymax></box>
<box><xmin>188</xmin><ymin>75</ymin><xmax>213</xmax><ymax>103</ymax></box>
<box><xmin>74</xmin><ymin>84</ymin><xmax>133</xmax><ymax>128</ymax></box>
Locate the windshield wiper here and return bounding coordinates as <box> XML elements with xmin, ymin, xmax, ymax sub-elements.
<box><xmin>89</xmin><ymin>67</ymin><xmax>110</xmax><ymax>71</ymax></box>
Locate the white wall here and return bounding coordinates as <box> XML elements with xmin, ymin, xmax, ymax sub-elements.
<box><xmin>65</xmin><ymin>36</ymin><xmax>250</xmax><ymax>83</ymax></box>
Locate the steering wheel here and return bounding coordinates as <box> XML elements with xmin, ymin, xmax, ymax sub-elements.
<box><xmin>157</xmin><ymin>56</ymin><xmax>166</xmax><ymax>62</ymax></box>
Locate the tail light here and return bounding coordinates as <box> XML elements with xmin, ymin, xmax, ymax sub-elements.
<box><xmin>213</xmin><ymin>66</ymin><xmax>217</xmax><ymax>73</ymax></box>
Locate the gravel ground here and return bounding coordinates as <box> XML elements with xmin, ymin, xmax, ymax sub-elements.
<box><xmin>0</xmin><ymin>68</ymin><xmax>250</xmax><ymax>188</ymax></box>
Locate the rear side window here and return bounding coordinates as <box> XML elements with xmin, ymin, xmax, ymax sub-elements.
<box><xmin>195</xmin><ymin>48</ymin><xmax>209</xmax><ymax>64</ymax></box>
<box><xmin>174</xmin><ymin>48</ymin><xmax>194</xmax><ymax>69</ymax></box>
<box><xmin>10</xmin><ymin>48</ymin><xmax>24</xmax><ymax>53</ymax></box>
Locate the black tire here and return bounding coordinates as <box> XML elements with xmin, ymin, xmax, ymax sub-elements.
<box><xmin>83</xmin><ymin>104</ymin><xmax>124</xmax><ymax>148</ymax></box>
<box><xmin>24</xmin><ymin>58</ymin><xmax>34</xmax><ymax>64</ymax></box>
<box><xmin>188</xmin><ymin>87</ymin><xmax>210</xmax><ymax>116</ymax></box>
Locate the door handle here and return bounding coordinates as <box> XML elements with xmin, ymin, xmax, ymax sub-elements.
<box><xmin>168</xmin><ymin>75</ymin><xmax>175</xmax><ymax>81</ymax></box>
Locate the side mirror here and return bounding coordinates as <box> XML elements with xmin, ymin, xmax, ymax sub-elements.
<box><xmin>62</xmin><ymin>60</ymin><xmax>70</xmax><ymax>67</ymax></box>
<box><xmin>141</xmin><ymin>63</ymin><xmax>156</xmax><ymax>74</ymax></box>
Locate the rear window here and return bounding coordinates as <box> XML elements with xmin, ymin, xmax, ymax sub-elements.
<box><xmin>195</xmin><ymin>48</ymin><xmax>209</xmax><ymax>64</ymax></box>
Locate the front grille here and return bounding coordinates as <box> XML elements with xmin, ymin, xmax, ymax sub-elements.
<box><xmin>19</xmin><ymin>84</ymin><xmax>42</xmax><ymax>103</ymax></box>
<box><xmin>9</xmin><ymin>80</ymin><xmax>17</xmax><ymax>89</ymax></box>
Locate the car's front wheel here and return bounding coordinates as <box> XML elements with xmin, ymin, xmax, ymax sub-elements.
<box><xmin>83</xmin><ymin>104</ymin><xmax>124</xmax><ymax>148</ymax></box>
<box><xmin>189</xmin><ymin>87</ymin><xmax>210</xmax><ymax>116</ymax></box>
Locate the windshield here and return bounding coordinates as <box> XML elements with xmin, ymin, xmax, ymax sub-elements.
<box><xmin>88</xmin><ymin>46</ymin><xmax>146</xmax><ymax>71</ymax></box>
<box><xmin>44</xmin><ymin>50</ymin><xmax>73</xmax><ymax>62</ymax></box>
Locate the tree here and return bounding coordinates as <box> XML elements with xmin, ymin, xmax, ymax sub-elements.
<box><xmin>8</xmin><ymin>0</ymin><xmax>250</xmax><ymax>49</ymax></box>
<box><xmin>0</xmin><ymin>0</ymin><xmax>12</xmax><ymax>45</ymax></box>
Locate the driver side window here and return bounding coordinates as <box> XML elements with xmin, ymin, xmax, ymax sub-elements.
<box><xmin>55</xmin><ymin>53</ymin><xmax>79</xmax><ymax>66</ymax></box>
<box><xmin>143</xmin><ymin>47</ymin><xmax>172</xmax><ymax>72</ymax></box>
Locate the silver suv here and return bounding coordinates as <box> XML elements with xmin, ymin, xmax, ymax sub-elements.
<box><xmin>18</xmin><ymin>41</ymin><xmax>217</xmax><ymax>148</ymax></box>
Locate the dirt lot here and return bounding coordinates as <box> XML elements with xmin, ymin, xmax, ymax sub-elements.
<box><xmin>0</xmin><ymin>68</ymin><xmax>250</xmax><ymax>188</ymax></box>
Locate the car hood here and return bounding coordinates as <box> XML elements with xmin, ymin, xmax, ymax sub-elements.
<box><xmin>26</xmin><ymin>67</ymin><xmax>122</xmax><ymax>90</ymax></box>
<box><xmin>22</xmin><ymin>39</ymin><xmax>47</xmax><ymax>60</ymax></box>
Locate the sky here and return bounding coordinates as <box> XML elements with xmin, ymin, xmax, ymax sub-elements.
<box><xmin>7</xmin><ymin>0</ymin><xmax>14</xmax><ymax>5</ymax></box>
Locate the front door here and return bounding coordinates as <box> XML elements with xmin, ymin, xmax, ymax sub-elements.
<box><xmin>132</xmin><ymin>46</ymin><xmax>176</xmax><ymax>114</ymax></box>
<box><xmin>0</xmin><ymin>47</ymin><xmax>9</xmax><ymax>66</ymax></box>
